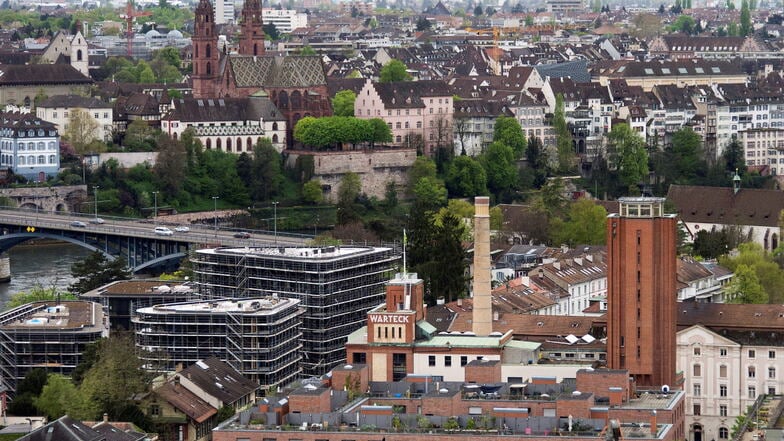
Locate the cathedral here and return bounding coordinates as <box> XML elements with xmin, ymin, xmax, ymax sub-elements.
<box><xmin>191</xmin><ymin>0</ymin><xmax>331</xmax><ymax>145</ymax></box>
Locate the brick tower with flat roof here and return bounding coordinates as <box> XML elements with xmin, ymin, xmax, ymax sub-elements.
<box><xmin>607</xmin><ymin>197</ymin><xmax>677</xmax><ymax>388</ymax></box>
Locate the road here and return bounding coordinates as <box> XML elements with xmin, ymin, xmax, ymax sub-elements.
<box><xmin>0</xmin><ymin>208</ymin><xmax>310</xmax><ymax>247</ymax></box>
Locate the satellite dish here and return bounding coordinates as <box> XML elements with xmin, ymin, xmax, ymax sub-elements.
<box><xmin>661</xmin><ymin>385</ymin><xmax>670</xmax><ymax>393</ymax></box>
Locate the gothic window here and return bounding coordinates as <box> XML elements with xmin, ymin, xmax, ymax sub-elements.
<box><xmin>272</xmin><ymin>134</ymin><xmax>279</xmax><ymax>143</ymax></box>
<box><xmin>206</xmin><ymin>44</ymin><xmax>211</xmax><ymax>58</ymax></box>
<box><xmin>272</xmin><ymin>122</ymin><xmax>278</xmax><ymax>130</ymax></box>
<box><xmin>216</xmin><ymin>138</ymin><xmax>222</xmax><ymax>150</ymax></box>
<box><xmin>76</xmin><ymin>49</ymin><xmax>83</xmax><ymax>61</ymax></box>
<box><xmin>206</xmin><ymin>62</ymin><xmax>212</xmax><ymax>75</ymax></box>
<box><xmin>237</xmin><ymin>138</ymin><xmax>242</xmax><ymax>149</ymax></box>
<box><xmin>290</xmin><ymin>91</ymin><xmax>302</xmax><ymax>109</ymax></box>
<box><xmin>206</xmin><ymin>138</ymin><xmax>212</xmax><ymax>149</ymax></box>
<box><xmin>226</xmin><ymin>138</ymin><xmax>232</xmax><ymax>152</ymax></box>
<box><xmin>247</xmin><ymin>137</ymin><xmax>252</xmax><ymax>149</ymax></box>
<box><xmin>278</xmin><ymin>91</ymin><xmax>289</xmax><ymax>110</ymax></box>
<box><xmin>254</xmin><ymin>43</ymin><xmax>258</xmax><ymax>56</ymax></box>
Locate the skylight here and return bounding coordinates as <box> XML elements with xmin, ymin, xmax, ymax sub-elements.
<box><xmin>644</xmin><ymin>68</ymin><xmax>654</xmax><ymax>75</ymax></box>
<box><xmin>712</xmin><ymin>67</ymin><xmax>721</xmax><ymax>73</ymax></box>
<box><xmin>661</xmin><ymin>68</ymin><xmax>671</xmax><ymax>74</ymax></box>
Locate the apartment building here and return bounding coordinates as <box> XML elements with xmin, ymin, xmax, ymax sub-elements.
<box><xmin>134</xmin><ymin>297</ymin><xmax>303</xmax><ymax>389</ymax></box>
<box><xmin>0</xmin><ymin>301</ymin><xmax>109</xmax><ymax>396</ymax></box>
<box><xmin>354</xmin><ymin>79</ymin><xmax>453</xmax><ymax>156</ymax></box>
<box><xmin>738</xmin><ymin>128</ymin><xmax>784</xmax><ymax>175</ymax></box>
<box><xmin>36</xmin><ymin>95</ymin><xmax>113</xmax><ymax>142</ymax></box>
<box><xmin>677</xmin><ymin>303</ymin><xmax>784</xmax><ymax>441</ymax></box>
<box><xmin>191</xmin><ymin>245</ymin><xmax>398</xmax><ymax>376</ymax></box>
<box><xmin>261</xmin><ymin>9</ymin><xmax>308</xmax><ymax>33</ymax></box>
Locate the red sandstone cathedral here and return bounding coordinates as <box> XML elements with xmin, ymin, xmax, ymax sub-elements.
<box><xmin>191</xmin><ymin>0</ymin><xmax>332</xmax><ymax>144</ymax></box>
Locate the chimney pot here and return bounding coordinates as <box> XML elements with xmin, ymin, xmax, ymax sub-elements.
<box><xmin>103</xmin><ymin>413</ymin><xmax>109</xmax><ymax>423</ymax></box>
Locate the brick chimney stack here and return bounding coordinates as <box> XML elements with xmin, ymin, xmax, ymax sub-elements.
<box><xmin>472</xmin><ymin>196</ymin><xmax>492</xmax><ymax>336</ymax></box>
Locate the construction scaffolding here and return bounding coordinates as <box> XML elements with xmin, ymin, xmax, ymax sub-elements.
<box><xmin>191</xmin><ymin>246</ymin><xmax>399</xmax><ymax>376</ymax></box>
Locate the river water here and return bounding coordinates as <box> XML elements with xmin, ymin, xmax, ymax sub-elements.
<box><xmin>0</xmin><ymin>242</ymin><xmax>91</xmax><ymax>309</ymax></box>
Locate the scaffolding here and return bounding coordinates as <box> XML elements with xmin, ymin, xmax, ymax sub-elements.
<box><xmin>134</xmin><ymin>297</ymin><xmax>303</xmax><ymax>389</ymax></box>
<box><xmin>191</xmin><ymin>246</ymin><xmax>399</xmax><ymax>376</ymax></box>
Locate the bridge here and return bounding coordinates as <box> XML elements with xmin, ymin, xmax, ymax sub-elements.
<box><xmin>0</xmin><ymin>208</ymin><xmax>310</xmax><ymax>274</ymax></box>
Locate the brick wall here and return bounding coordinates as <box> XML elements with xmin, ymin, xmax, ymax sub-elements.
<box><xmin>288</xmin><ymin>388</ymin><xmax>331</xmax><ymax>414</ymax></box>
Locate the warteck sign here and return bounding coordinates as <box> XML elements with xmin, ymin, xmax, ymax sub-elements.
<box><xmin>369</xmin><ymin>314</ymin><xmax>410</xmax><ymax>324</ymax></box>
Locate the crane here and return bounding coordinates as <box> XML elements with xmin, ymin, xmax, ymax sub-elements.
<box><xmin>121</xmin><ymin>0</ymin><xmax>153</xmax><ymax>57</ymax></box>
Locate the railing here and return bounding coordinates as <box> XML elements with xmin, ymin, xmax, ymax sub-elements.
<box><xmin>731</xmin><ymin>394</ymin><xmax>767</xmax><ymax>441</ymax></box>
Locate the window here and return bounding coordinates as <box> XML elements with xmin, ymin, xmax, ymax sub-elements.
<box><xmin>460</xmin><ymin>356</ymin><xmax>468</xmax><ymax>366</ymax></box>
<box><xmin>749</xmin><ymin>350</ymin><xmax>756</xmax><ymax>358</ymax></box>
<box><xmin>693</xmin><ymin>346</ymin><xmax>701</xmax><ymax>356</ymax></box>
<box><xmin>720</xmin><ymin>405</ymin><xmax>728</xmax><ymax>417</ymax></box>
<box><xmin>721</xmin><ymin>348</ymin><xmax>728</xmax><ymax>356</ymax></box>
<box><xmin>693</xmin><ymin>384</ymin><xmax>701</xmax><ymax>396</ymax></box>
<box><xmin>444</xmin><ymin>356</ymin><xmax>452</xmax><ymax>367</ymax></box>
<box><xmin>693</xmin><ymin>364</ymin><xmax>701</xmax><ymax>376</ymax></box>
<box><xmin>770</xmin><ymin>367</ymin><xmax>776</xmax><ymax>379</ymax></box>
<box><xmin>428</xmin><ymin>355</ymin><xmax>435</xmax><ymax>366</ymax></box>
<box><xmin>720</xmin><ymin>385</ymin><xmax>728</xmax><ymax>397</ymax></box>
<box><xmin>749</xmin><ymin>366</ymin><xmax>756</xmax><ymax>378</ymax></box>
<box><xmin>53</xmin><ymin>112</ymin><xmax>57</xmax><ymax>118</ymax></box>
<box><xmin>693</xmin><ymin>404</ymin><xmax>701</xmax><ymax>416</ymax></box>
<box><xmin>769</xmin><ymin>387</ymin><xmax>777</xmax><ymax>395</ymax></box>
<box><xmin>770</xmin><ymin>350</ymin><xmax>776</xmax><ymax>359</ymax></box>
<box><xmin>720</xmin><ymin>428</ymin><xmax>729</xmax><ymax>439</ymax></box>
<box><xmin>150</xmin><ymin>405</ymin><xmax>160</xmax><ymax>416</ymax></box>
<box><xmin>749</xmin><ymin>386</ymin><xmax>756</xmax><ymax>399</ymax></box>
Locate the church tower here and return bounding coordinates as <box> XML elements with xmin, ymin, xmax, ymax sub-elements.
<box><xmin>238</xmin><ymin>0</ymin><xmax>265</xmax><ymax>56</ymax></box>
<box><xmin>192</xmin><ymin>0</ymin><xmax>219</xmax><ymax>98</ymax></box>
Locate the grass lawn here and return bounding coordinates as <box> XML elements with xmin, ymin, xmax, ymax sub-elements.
<box><xmin>0</xmin><ymin>432</ymin><xmax>25</xmax><ymax>440</ymax></box>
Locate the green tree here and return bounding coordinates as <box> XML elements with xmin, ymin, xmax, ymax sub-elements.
<box><xmin>723</xmin><ymin>137</ymin><xmax>746</xmax><ymax>175</ymax></box>
<box><xmin>8</xmin><ymin>369</ymin><xmax>48</xmax><ymax>416</ymax></box>
<box><xmin>446</xmin><ymin>155</ymin><xmax>487</xmax><ymax>197</ymax></box>
<box><xmin>332</xmin><ymin>90</ymin><xmax>357</xmax><ymax>117</ymax></box>
<box><xmin>720</xmin><ymin>242</ymin><xmax>784</xmax><ymax>304</ymax></box>
<box><xmin>250</xmin><ymin>138</ymin><xmax>282</xmax><ymax>201</ymax></box>
<box><xmin>668</xmin><ymin>14</ymin><xmax>695</xmax><ymax>33</ymax></box>
<box><xmin>553</xmin><ymin>94</ymin><xmax>574</xmax><ymax>173</ymax></box>
<box><xmin>153</xmin><ymin>135</ymin><xmax>187</xmax><ymax>198</ymax></box>
<box><xmin>137</xmin><ymin>61</ymin><xmax>155</xmax><ymax>83</ymax></box>
<box><xmin>34</xmin><ymin>374</ymin><xmax>84</xmax><ymax>420</ymax></box>
<box><xmin>124</xmin><ymin>119</ymin><xmax>156</xmax><ymax>150</ymax></box>
<box><xmin>297</xmin><ymin>45</ymin><xmax>316</xmax><ymax>55</ymax></box>
<box><xmin>740</xmin><ymin>0</ymin><xmax>751</xmax><ymax>36</ymax></box>
<box><xmin>379</xmin><ymin>59</ymin><xmax>412</xmax><ymax>83</ymax></box>
<box><xmin>416</xmin><ymin>16</ymin><xmax>432</xmax><ymax>30</ymax></box>
<box><xmin>263</xmin><ymin>22</ymin><xmax>280</xmax><ymax>40</ymax></box>
<box><xmin>302</xmin><ymin>179</ymin><xmax>323</xmax><ymax>204</ymax></box>
<box><xmin>425</xmin><ymin>212</ymin><xmax>468</xmax><ymax>303</ymax></box>
<box><xmin>549</xmin><ymin>199</ymin><xmax>608</xmax><ymax>247</ymax></box>
<box><xmin>69</xmin><ymin>251</ymin><xmax>131</xmax><ymax>294</ymax></box>
<box><xmin>78</xmin><ymin>334</ymin><xmax>149</xmax><ymax>421</ymax></box>
<box><xmin>337</xmin><ymin>172</ymin><xmax>362</xmax><ymax>224</ymax></box>
<box><xmin>4</xmin><ymin>286</ymin><xmax>77</xmax><ymax>311</ymax></box>
<box><xmin>607</xmin><ymin>123</ymin><xmax>648</xmax><ymax>192</ymax></box>
<box><xmin>726</xmin><ymin>264</ymin><xmax>768</xmax><ymax>304</ymax></box>
<box><xmin>407</xmin><ymin>156</ymin><xmax>438</xmax><ymax>195</ymax></box>
<box><xmin>481</xmin><ymin>142</ymin><xmax>518</xmax><ymax>201</ymax></box>
<box><xmin>413</xmin><ymin>176</ymin><xmax>447</xmax><ymax>211</ymax></box>
<box><xmin>493</xmin><ymin>115</ymin><xmax>526</xmax><ymax>158</ymax></box>
<box><xmin>64</xmin><ymin>108</ymin><xmax>100</xmax><ymax>154</ymax></box>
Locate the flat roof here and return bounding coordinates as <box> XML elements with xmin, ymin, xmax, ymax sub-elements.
<box><xmin>137</xmin><ymin>297</ymin><xmax>300</xmax><ymax>315</ymax></box>
<box><xmin>196</xmin><ymin>245</ymin><xmax>392</xmax><ymax>261</ymax></box>
<box><xmin>0</xmin><ymin>301</ymin><xmax>102</xmax><ymax>330</ymax></box>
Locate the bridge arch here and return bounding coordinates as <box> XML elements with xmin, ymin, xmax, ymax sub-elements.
<box><xmin>132</xmin><ymin>252</ymin><xmax>187</xmax><ymax>273</ymax></box>
<box><xmin>0</xmin><ymin>233</ymin><xmax>113</xmax><ymax>259</ymax></box>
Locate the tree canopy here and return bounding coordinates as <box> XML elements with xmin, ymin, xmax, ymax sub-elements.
<box><xmin>493</xmin><ymin>115</ymin><xmax>526</xmax><ymax>159</ymax></box>
<box><xmin>294</xmin><ymin>116</ymin><xmax>392</xmax><ymax>148</ymax></box>
<box><xmin>332</xmin><ymin>90</ymin><xmax>357</xmax><ymax>117</ymax></box>
<box><xmin>379</xmin><ymin>59</ymin><xmax>412</xmax><ymax>83</ymax></box>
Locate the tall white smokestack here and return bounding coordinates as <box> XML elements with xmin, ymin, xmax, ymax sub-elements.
<box><xmin>473</xmin><ymin>196</ymin><xmax>492</xmax><ymax>336</ymax></box>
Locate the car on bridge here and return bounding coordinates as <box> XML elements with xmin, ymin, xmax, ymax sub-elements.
<box><xmin>154</xmin><ymin>226</ymin><xmax>174</xmax><ymax>236</ymax></box>
<box><xmin>174</xmin><ymin>226</ymin><xmax>190</xmax><ymax>233</ymax></box>
<box><xmin>90</xmin><ymin>218</ymin><xmax>105</xmax><ymax>224</ymax></box>
<box><xmin>233</xmin><ymin>232</ymin><xmax>251</xmax><ymax>239</ymax></box>
<box><xmin>70</xmin><ymin>221</ymin><xmax>87</xmax><ymax>228</ymax></box>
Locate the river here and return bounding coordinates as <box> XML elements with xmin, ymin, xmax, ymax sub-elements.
<box><xmin>0</xmin><ymin>242</ymin><xmax>91</xmax><ymax>309</ymax></box>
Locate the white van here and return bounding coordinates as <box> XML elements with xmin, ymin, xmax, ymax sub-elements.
<box><xmin>154</xmin><ymin>226</ymin><xmax>173</xmax><ymax>236</ymax></box>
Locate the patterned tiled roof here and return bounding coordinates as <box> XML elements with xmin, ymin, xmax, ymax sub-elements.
<box><xmin>229</xmin><ymin>55</ymin><xmax>327</xmax><ymax>88</ymax></box>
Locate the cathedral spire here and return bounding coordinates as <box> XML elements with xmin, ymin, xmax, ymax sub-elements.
<box><xmin>239</xmin><ymin>0</ymin><xmax>265</xmax><ymax>56</ymax></box>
